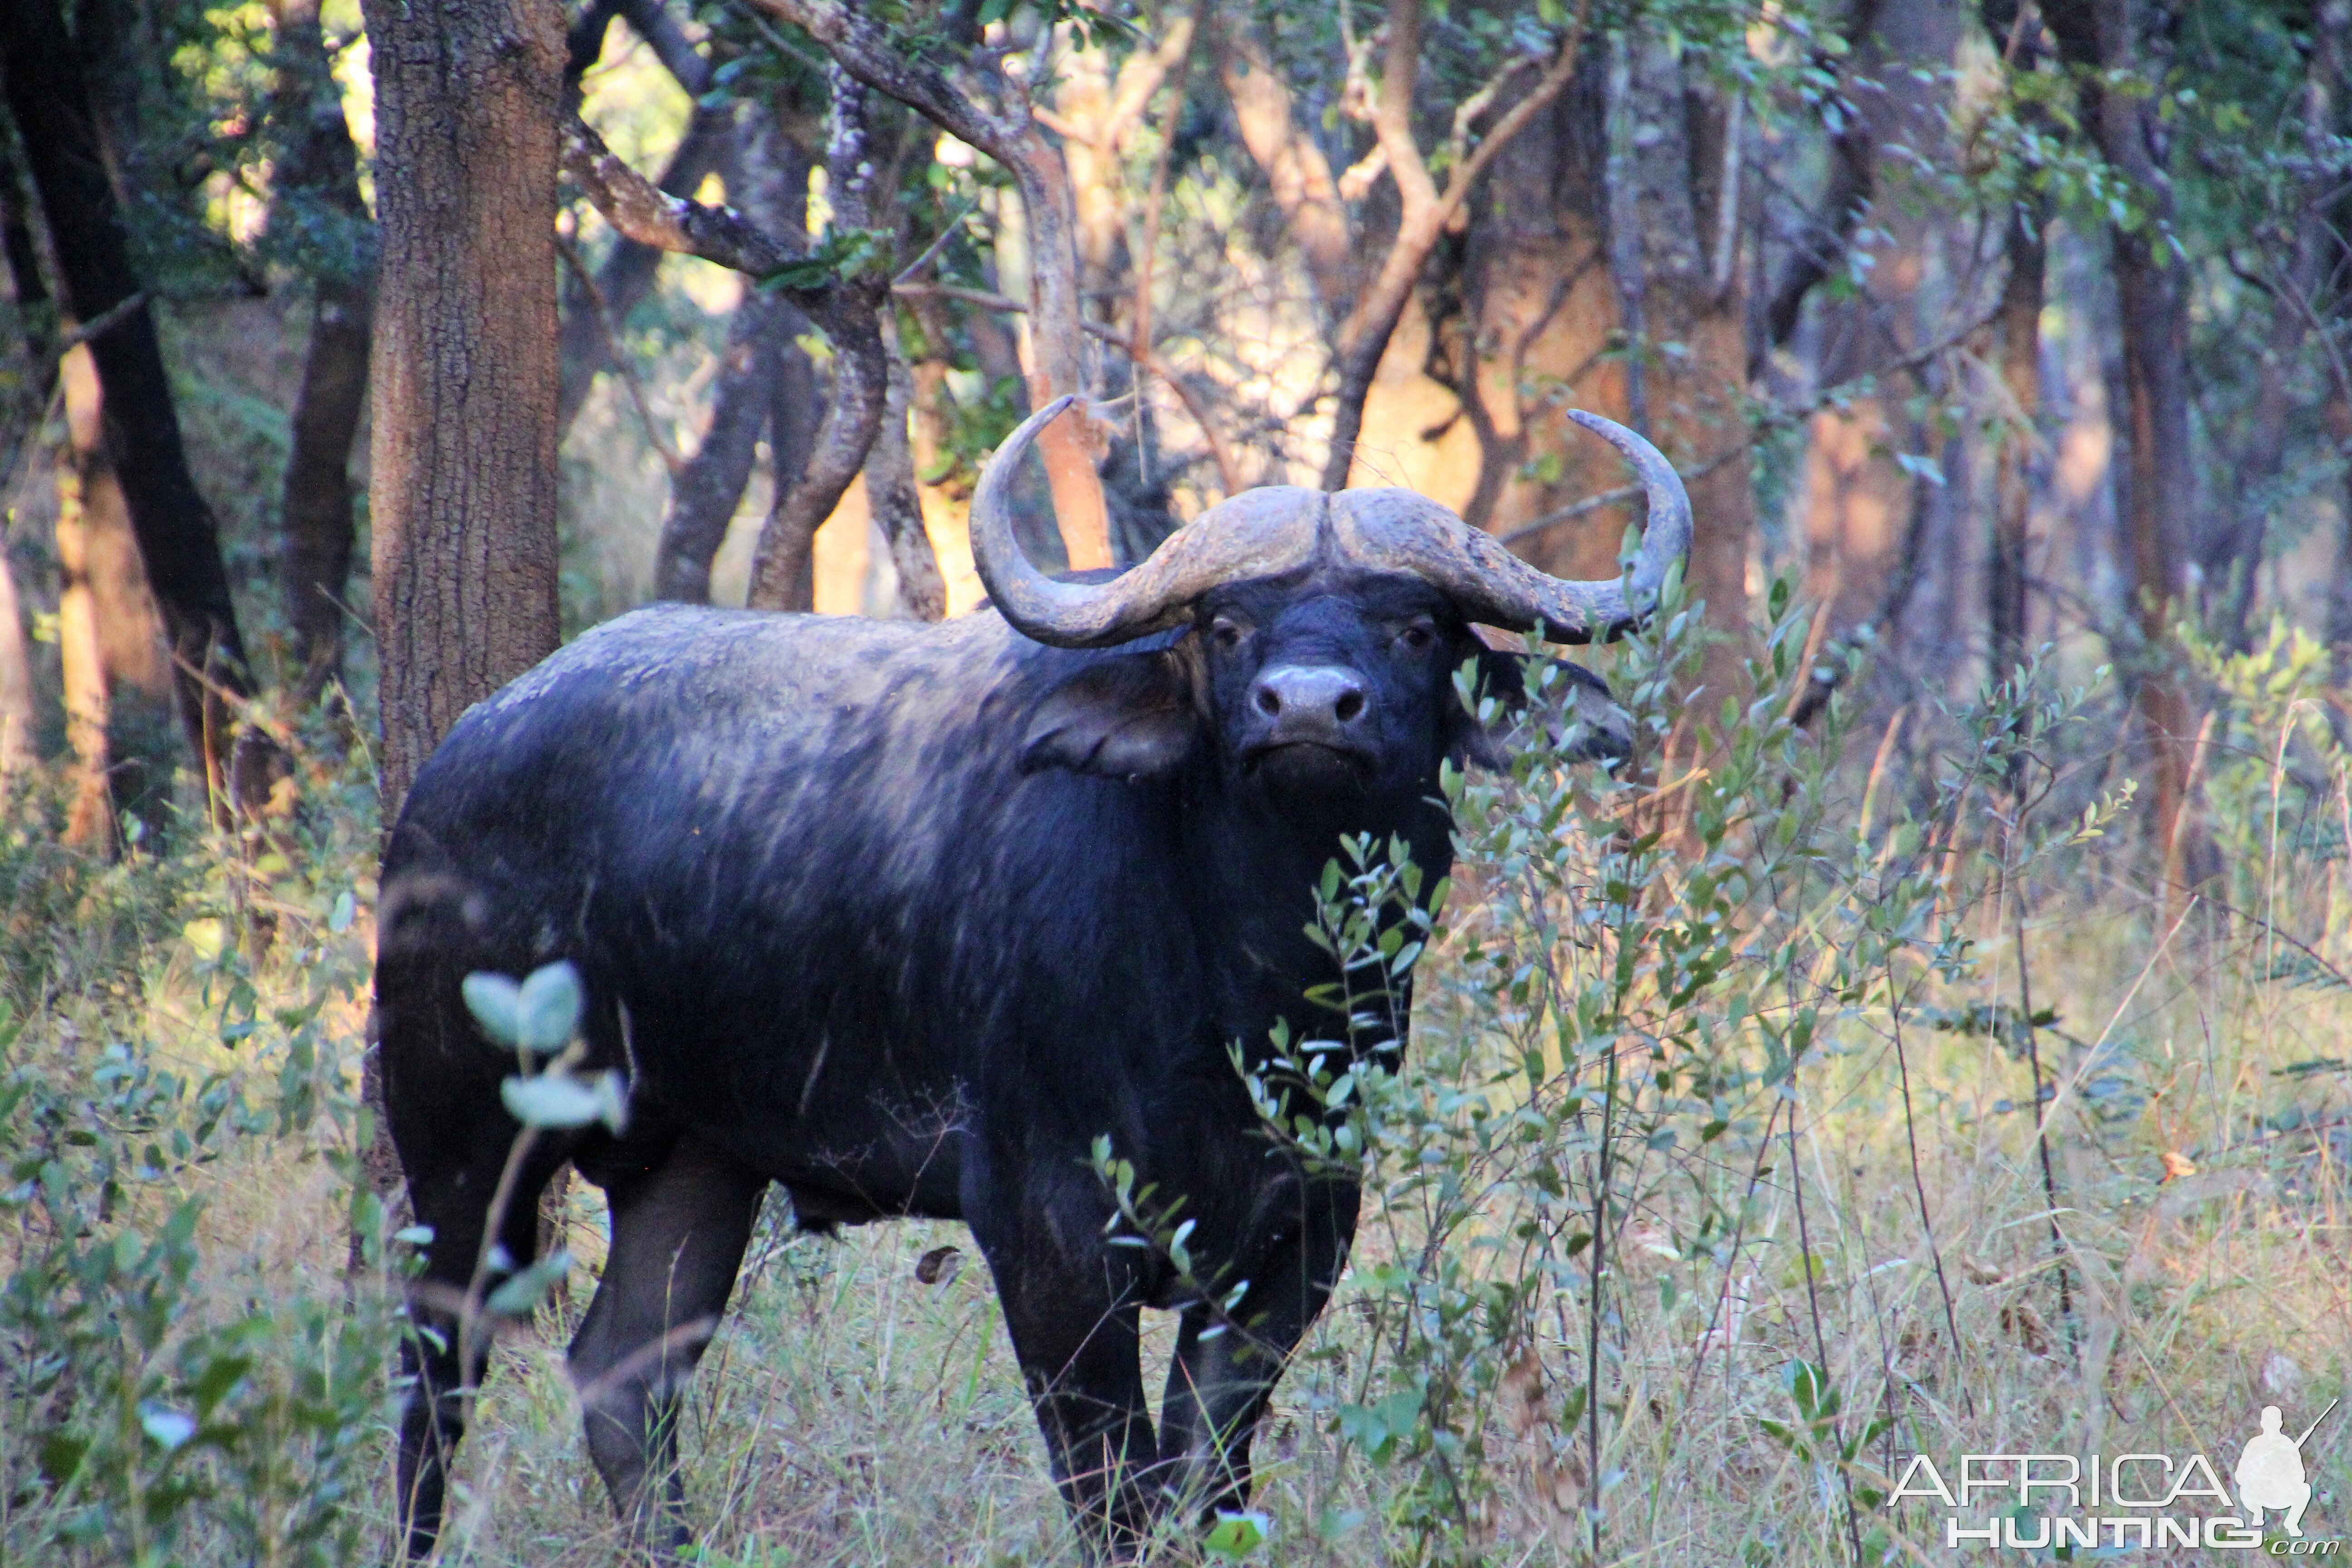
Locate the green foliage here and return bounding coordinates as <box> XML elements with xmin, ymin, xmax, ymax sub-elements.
<box><xmin>0</xmin><ymin>760</ymin><xmax>394</xmax><ymax>1567</ymax></box>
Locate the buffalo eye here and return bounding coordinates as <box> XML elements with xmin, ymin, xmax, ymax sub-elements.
<box><xmin>1395</xmin><ymin>618</ymin><xmax>1437</xmax><ymax>653</ymax></box>
<box><xmin>1210</xmin><ymin>617</ymin><xmax>1245</xmax><ymax>652</ymax></box>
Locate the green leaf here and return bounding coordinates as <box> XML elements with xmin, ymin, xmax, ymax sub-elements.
<box><xmin>140</xmin><ymin>1402</ymin><xmax>197</xmax><ymax>1450</ymax></box>
<box><xmin>486</xmin><ymin>1250</ymin><xmax>572</xmax><ymax>1317</ymax></box>
<box><xmin>516</xmin><ymin>962</ymin><xmax>584</xmax><ymax>1053</ymax></box>
<box><xmin>37</xmin><ymin>1433</ymin><xmax>89</xmax><ymax>1486</ymax></box>
<box><xmin>1203</xmin><ymin>1509</ymin><xmax>1271</xmax><ymax>1558</ymax></box>
<box><xmin>502</xmin><ymin>1069</ymin><xmax>627</xmax><ymax>1131</ymax></box>
<box><xmin>187</xmin><ymin>1353</ymin><xmax>253</xmax><ymax>1416</ymax></box>
<box><xmin>462</xmin><ymin>973</ymin><xmax>523</xmax><ymax>1047</ymax></box>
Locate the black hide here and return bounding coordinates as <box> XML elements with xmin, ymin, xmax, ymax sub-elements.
<box><xmin>378</xmin><ymin>574</ymin><xmax>1605</xmax><ymax>1559</ymax></box>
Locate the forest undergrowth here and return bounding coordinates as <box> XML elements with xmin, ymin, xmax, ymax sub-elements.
<box><xmin>3</xmin><ymin>591</ymin><xmax>2348</xmax><ymax>1567</ymax></box>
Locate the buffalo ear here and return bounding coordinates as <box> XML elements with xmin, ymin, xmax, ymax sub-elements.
<box><xmin>1020</xmin><ymin>651</ymin><xmax>1200</xmax><ymax>780</ymax></box>
<box><xmin>1449</xmin><ymin>648</ymin><xmax>1631</xmax><ymax>769</ymax></box>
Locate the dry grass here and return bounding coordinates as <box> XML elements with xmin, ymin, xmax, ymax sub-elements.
<box><xmin>7</xmin><ymin>684</ymin><xmax>2351</xmax><ymax>1568</ymax></box>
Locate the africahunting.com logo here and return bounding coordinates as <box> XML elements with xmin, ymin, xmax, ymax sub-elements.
<box><xmin>1890</xmin><ymin>1400</ymin><xmax>2339</xmax><ymax>1552</ymax></box>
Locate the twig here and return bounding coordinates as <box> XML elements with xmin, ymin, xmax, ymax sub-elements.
<box><xmin>1890</xmin><ymin>999</ymin><xmax>1966</xmax><ymax>1378</ymax></box>
<box><xmin>890</xmin><ymin>196</ymin><xmax>980</xmax><ymax>286</ymax></box>
<box><xmin>1785</xmin><ymin>1074</ymin><xmax>1867</xmax><ymax>1568</ymax></box>
<box><xmin>58</xmin><ymin>291</ymin><xmax>148</xmax><ymax>353</ymax></box>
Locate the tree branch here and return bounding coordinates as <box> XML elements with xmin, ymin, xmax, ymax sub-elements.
<box><xmin>747</xmin><ymin>0</ymin><xmax>1115</xmax><ymax>568</ymax></box>
<box><xmin>1320</xmin><ymin>2</ymin><xmax>1591</xmax><ymax>490</ymax></box>
<box><xmin>561</xmin><ymin>115</ymin><xmax>798</xmax><ymax>278</ymax></box>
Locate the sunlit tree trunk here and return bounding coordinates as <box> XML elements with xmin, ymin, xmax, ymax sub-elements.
<box><xmin>2043</xmin><ymin>0</ymin><xmax>2201</xmax><ymax>872</ymax></box>
<box><xmin>1614</xmin><ymin>37</ymin><xmax>1754</xmax><ymax>715</ymax></box>
<box><xmin>269</xmin><ymin>0</ymin><xmax>374</xmax><ymax>706</ymax></box>
<box><xmin>1988</xmin><ymin>201</ymin><xmax>2046</xmax><ymax>687</ymax></box>
<box><xmin>3</xmin><ymin>0</ymin><xmax>268</xmax><ymax>820</ymax></box>
<box><xmin>1454</xmin><ymin>59</ymin><xmax>1629</xmax><ymax>578</ymax></box>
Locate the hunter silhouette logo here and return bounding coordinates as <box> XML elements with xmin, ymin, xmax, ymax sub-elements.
<box><xmin>1890</xmin><ymin>1396</ymin><xmax>2341</xmax><ymax>1550</ymax></box>
<box><xmin>2237</xmin><ymin>1401</ymin><xmax>2336</xmax><ymax>1538</ymax></box>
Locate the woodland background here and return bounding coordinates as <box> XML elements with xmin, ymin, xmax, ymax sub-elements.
<box><xmin>3</xmin><ymin>0</ymin><xmax>2352</xmax><ymax>1564</ymax></box>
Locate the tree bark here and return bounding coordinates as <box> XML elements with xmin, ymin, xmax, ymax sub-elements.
<box><xmin>747</xmin><ymin>68</ymin><xmax>890</xmax><ymax>611</ymax></box>
<box><xmin>1318</xmin><ymin>0</ymin><xmax>1591</xmax><ymax>492</ymax></box>
<box><xmin>2</xmin><ymin>0</ymin><xmax>267</xmax><ymax>818</ymax></box>
<box><xmin>363</xmin><ymin>0</ymin><xmax>566</xmax><ymax>814</ymax></box>
<box><xmin>753</xmin><ymin>0</ymin><xmax>1116</xmax><ymax>570</ymax></box>
<box><xmin>2209</xmin><ymin>2</ymin><xmax>2344</xmax><ymax>648</ymax></box>
<box><xmin>270</xmin><ymin>0</ymin><xmax>374</xmax><ymax>706</ymax></box>
<box><xmin>866</xmin><ymin>345</ymin><xmax>946</xmax><ymax>621</ymax></box>
<box><xmin>1988</xmin><ymin>200</ymin><xmax>2045</xmax><ymax>686</ymax></box>
<box><xmin>1213</xmin><ymin>1</ymin><xmax>1357</xmax><ymax>320</ymax></box>
<box><xmin>653</xmin><ymin>104</ymin><xmax>813</xmax><ymax>604</ymax></box>
<box><xmin>1614</xmin><ymin>36</ymin><xmax>1754</xmax><ymax>712</ymax></box>
<box><xmin>1451</xmin><ymin>55</ymin><xmax>1628</xmax><ymax>578</ymax></box>
<box><xmin>2043</xmin><ymin>0</ymin><xmax>2200</xmax><ymax>864</ymax></box>
<box><xmin>656</xmin><ymin>295</ymin><xmax>791</xmax><ymax>602</ymax></box>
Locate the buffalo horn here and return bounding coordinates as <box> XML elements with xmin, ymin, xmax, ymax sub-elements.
<box><xmin>969</xmin><ymin>396</ymin><xmax>1691</xmax><ymax>649</ymax></box>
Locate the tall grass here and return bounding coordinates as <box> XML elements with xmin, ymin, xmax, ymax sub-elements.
<box><xmin>3</xmin><ymin>589</ymin><xmax>2347</xmax><ymax>1565</ymax></box>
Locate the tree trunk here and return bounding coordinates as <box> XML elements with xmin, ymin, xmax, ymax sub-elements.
<box><xmin>653</xmin><ymin>107</ymin><xmax>812</xmax><ymax>604</ymax></box>
<box><xmin>656</xmin><ymin>295</ymin><xmax>790</xmax><ymax>602</ymax></box>
<box><xmin>2043</xmin><ymin>0</ymin><xmax>2200</xmax><ymax>867</ymax></box>
<box><xmin>2209</xmin><ymin>2</ymin><xmax>2344</xmax><ymax>649</ymax></box>
<box><xmin>1788</xmin><ymin>0</ymin><xmax>1953</xmax><ymax>643</ymax></box>
<box><xmin>1614</xmin><ymin>38</ymin><xmax>1754</xmax><ymax>711</ymax></box>
<box><xmin>866</xmin><ymin>347</ymin><xmax>946</xmax><ymax>621</ymax></box>
<box><xmin>0</xmin><ymin>539</ymin><xmax>31</xmax><ymax>780</ymax></box>
<box><xmin>1988</xmin><ymin>201</ymin><xmax>2045</xmax><ymax>686</ymax></box>
<box><xmin>745</xmin><ymin>68</ymin><xmax>891</xmax><ymax>612</ymax></box>
<box><xmin>1453</xmin><ymin>56</ymin><xmax>1628</xmax><ymax>578</ymax></box>
<box><xmin>555</xmin><ymin>0</ymin><xmax>738</xmax><ymax>440</ymax></box>
<box><xmin>1317</xmin><ymin>0</ymin><xmax>1589</xmax><ymax>494</ymax></box>
<box><xmin>2</xmin><ymin>0</ymin><xmax>267</xmax><ymax>818</ymax></box>
<box><xmin>270</xmin><ymin>0</ymin><xmax>374</xmax><ymax>706</ymax></box>
<box><xmin>362</xmin><ymin>0</ymin><xmax>565</xmax><ymax>813</ymax></box>
<box><xmin>1213</xmin><ymin>1</ymin><xmax>1357</xmax><ymax>320</ymax></box>
<box><xmin>0</xmin><ymin>134</ymin><xmax>53</xmax><ymax>386</ymax></box>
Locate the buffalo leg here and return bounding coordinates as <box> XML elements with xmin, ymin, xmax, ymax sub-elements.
<box><xmin>978</xmin><ymin>1240</ymin><xmax>1157</xmax><ymax>1556</ymax></box>
<box><xmin>568</xmin><ymin>1138</ymin><xmax>764</xmax><ymax>1556</ymax></box>
<box><xmin>1156</xmin><ymin>1181</ymin><xmax>1358</xmax><ymax>1519</ymax></box>
<box><xmin>394</xmin><ymin>1134</ymin><xmax>569</xmax><ymax>1559</ymax></box>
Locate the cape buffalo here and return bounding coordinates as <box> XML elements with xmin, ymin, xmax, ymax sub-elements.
<box><xmin>377</xmin><ymin>398</ymin><xmax>1690</xmax><ymax>1558</ymax></box>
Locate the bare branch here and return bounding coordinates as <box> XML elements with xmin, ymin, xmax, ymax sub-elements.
<box><xmin>561</xmin><ymin>115</ymin><xmax>798</xmax><ymax>279</ymax></box>
<box><xmin>749</xmin><ymin>0</ymin><xmax>1114</xmax><ymax>568</ymax></box>
<box><xmin>1321</xmin><ymin>3</ymin><xmax>1592</xmax><ymax>490</ymax></box>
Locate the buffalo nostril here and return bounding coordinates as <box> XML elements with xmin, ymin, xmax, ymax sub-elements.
<box><xmin>1334</xmin><ymin>690</ymin><xmax>1365</xmax><ymax>723</ymax></box>
<box><xmin>1254</xmin><ymin>686</ymin><xmax>1281</xmax><ymax>716</ymax></box>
